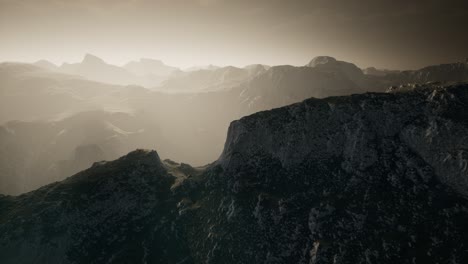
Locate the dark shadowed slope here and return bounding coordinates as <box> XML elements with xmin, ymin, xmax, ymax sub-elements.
<box><xmin>1</xmin><ymin>83</ymin><xmax>468</xmax><ymax>263</ymax></box>
<box><xmin>0</xmin><ymin>150</ymin><xmax>191</xmax><ymax>263</ymax></box>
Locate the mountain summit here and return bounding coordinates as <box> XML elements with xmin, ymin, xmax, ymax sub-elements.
<box><xmin>306</xmin><ymin>56</ymin><xmax>364</xmax><ymax>84</ymax></box>
<box><xmin>60</xmin><ymin>54</ymin><xmax>137</xmax><ymax>85</ymax></box>
<box><xmin>81</xmin><ymin>53</ymin><xmax>106</xmax><ymax>65</ymax></box>
<box><xmin>307</xmin><ymin>56</ymin><xmax>338</xmax><ymax>67</ymax></box>
<box><xmin>123</xmin><ymin>58</ymin><xmax>178</xmax><ymax>77</ymax></box>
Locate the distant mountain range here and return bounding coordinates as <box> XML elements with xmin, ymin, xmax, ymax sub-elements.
<box><xmin>30</xmin><ymin>54</ymin><xmax>468</xmax><ymax>92</ymax></box>
<box><xmin>33</xmin><ymin>54</ymin><xmax>179</xmax><ymax>87</ymax></box>
<box><xmin>1</xmin><ymin>83</ymin><xmax>467</xmax><ymax>263</ymax></box>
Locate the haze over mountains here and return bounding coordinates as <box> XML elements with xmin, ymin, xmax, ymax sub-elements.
<box><xmin>2</xmin><ymin>55</ymin><xmax>468</xmax><ymax>194</ymax></box>
<box><xmin>1</xmin><ymin>0</ymin><xmax>468</xmax><ymax>262</ymax></box>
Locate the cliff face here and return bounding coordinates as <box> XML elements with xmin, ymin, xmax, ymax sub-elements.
<box><xmin>197</xmin><ymin>83</ymin><xmax>468</xmax><ymax>263</ymax></box>
<box><xmin>220</xmin><ymin>83</ymin><xmax>468</xmax><ymax>196</ymax></box>
<box><xmin>1</xmin><ymin>84</ymin><xmax>468</xmax><ymax>263</ymax></box>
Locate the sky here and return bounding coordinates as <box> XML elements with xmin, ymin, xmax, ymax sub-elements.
<box><xmin>0</xmin><ymin>0</ymin><xmax>467</xmax><ymax>70</ymax></box>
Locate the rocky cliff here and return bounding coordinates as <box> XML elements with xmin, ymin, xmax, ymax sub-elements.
<box><xmin>1</xmin><ymin>83</ymin><xmax>468</xmax><ymax>263</ymax></box>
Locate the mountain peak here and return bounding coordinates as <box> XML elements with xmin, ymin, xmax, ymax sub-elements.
<box><xmin>139</xmin><ymin>58</ymin><xmax>164</xmax><ymax>64</ymax></box>
<box><xmin>116</xmin><ymin>149</ymin><xmax>164</xmax><ymax>169</ymax></box>
<box><xmin>307</xmin><ymin>56</ymin><xmax>338</xmax><ymax>67</ymax></box>
<box><xmin>306</xmin><ymin>56</ymin><xmax>364</xmax><ymax>83</ymax></box>
<box><xmin>33</xmin><ymin>60</ymin><xmax>58</xmax><ymax>71</ymax></box>
<box><xmin>82</xmin><ymin>53</ymin><xmax>106</xmax><ymax>64</ymax></box>
<box><xmin>65</xmin><ymin>149</ymin><xmax>168</xmax><ymax>187</ymax></box>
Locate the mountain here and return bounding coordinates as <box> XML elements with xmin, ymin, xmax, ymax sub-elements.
<box><xmin>306</xmin><ymin>56</ymin><xmax>365</xmax><ymax>85</ymax></box>
<box><xmin>305</xmin><ymin>57</ymin><xmax>468</xmax><ymax>92</ymax></box>
<box><xmin>0</xmin><ymin>110</ymin><xmax>162</xmax><ymax>194</ymax></box>
<box><xmin>386</xmin><ymin>60</ymin><xmax>468</xmax><ymax>84</ymax></box>
<box><xmin>33</xmin><ymin>60</ymin><xmax>58</xmax><ymax>71</ymax></box>
<box><xmin>243</xmin><ymin>64</ymin><xmax>270</xmax><ymax>75</ymax></box>
<box><xmin>184</xmin><ymin>64</ymin><xmax>220</xmax><ymax>71</ymax></box>
<box><xmin>3</xmin><ymin>58</ymin><xmax>468</xmax><ymax>194</ymax></box>
<box><xmin>24</xmin><ymin>55</ymin><xmax>181</xmax><ymax>88</ymax></box>
<box><xmin>0</xmin><ymin>62</ymin><xmax>139</xmax><ymax>123</ymax></box>
<box><xmin>0</xmin><ymin>60</ymin><xmax>366</xmax><ymax>194</ymax></box>
<box><xmin>0</xmin><ymin>150</ymin><xmax>189</xmax><ymax>263</ymax></box>
<box><xmin>124</xmin><ymin>58</ymin><xmax>178</xmax><ymax>76</ymax></box>
<box><xmin>156</xmin><ymin>65</ymin><xmax>267</xmax><ymax>92</ymax></box>
<box><xmin>60</xmin><ymin>54</ymin><xmax>138</xmax><ymax>86</ymax></box>
<box><xmin>123</xmin><ymin>58</ymin><xmax>179</xmax><ymax>87</ymax></box>
<box><xmin>363</xmin><ymin>66</ymin><xmax>399</xmax><ymax>76</ymax></box>
<box><xmin>232</xmin><ymin>65</ymin><xmax>363</xmax><ymax>115</ymax></box>
<box><xmin>1</xmin><ymin>83</ymin><xmax>468</xmax><ymax>263</ymax></box>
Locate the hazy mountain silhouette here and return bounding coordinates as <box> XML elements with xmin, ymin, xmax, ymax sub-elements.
<box><xmin>386</xmin><ymin>60</ymin><xmax>468</xmax><ymax>84</ymax></box>
<box><xmin>33</xmin><ymin>60</ymin><xmax>58</xmax><ymax>71</ymax></box>
<box><xmin>184</xmin><ymin>64</ymin><xmax>221</xmax><ymax>71</ymax></box>
<box><xmin>124</xmin><ymin>58</ymin><xmax>178</xmax><ymax>76</ymax></box>
<box><xmin>55</xmin><ymin>54</ymin><xmax>178</xmax><ymax>87</ymax></box>
<box><xmin>156</xmin><ymin>65</ymin><xmax>268</xmax><ymax>92</ymax></box>
<box><xmin>0</xmin><ymin>62</ymin><xmax>139</xmax><ymax>123</ymax></box>
<box><xmin>0</xmin><ymin>110</ymin><xmax>162</xmax><ymax>194</ymax></box>
<box><xmin>363</xmin><ymin>66</ymin><xmax>399</xmax><ymax>76</ymax></box>
<box><xmin>60</xmin><ymin>54</ymin><xmax>138</xmax><ymax>86</ymax></box>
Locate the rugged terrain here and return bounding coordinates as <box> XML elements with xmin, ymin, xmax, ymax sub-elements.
<box><xmin>1</xmin><ymin>83</ymin><xmax>468</xmax><ymax>263</ymax></box>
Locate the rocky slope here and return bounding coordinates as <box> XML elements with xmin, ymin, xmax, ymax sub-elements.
<box><xmin>1</xmin><ymin>83</ymin><xmax>468</xmax><ymax>263</ymax></box>
<box><xmin>0</xmin><ymin>150</ymin><xmax>191</xmax><ymax>263</ymax></box>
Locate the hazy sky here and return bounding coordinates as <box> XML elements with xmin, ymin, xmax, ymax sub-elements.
<box><xmin>1</xmin><ymin>0</ymin><xmax>467</xmax><ymax>69</ymax></box>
